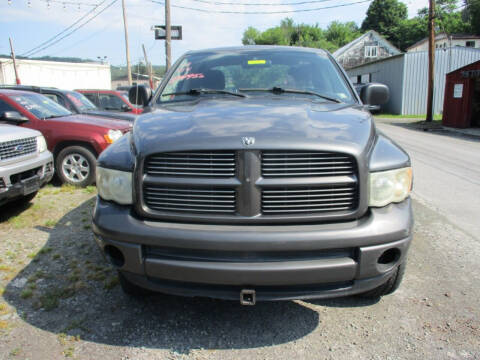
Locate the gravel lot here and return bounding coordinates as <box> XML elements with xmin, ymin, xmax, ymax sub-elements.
<box><xmin>0</xmin><ymin>128</ymin><xmax>479</xmax><ymax>359</ymax></box>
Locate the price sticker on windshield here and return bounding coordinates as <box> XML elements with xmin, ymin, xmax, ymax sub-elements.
<box><xmin>248</xmin><ymin>59</ymin><xmax>267</xmax><ymax>65</ymax></box>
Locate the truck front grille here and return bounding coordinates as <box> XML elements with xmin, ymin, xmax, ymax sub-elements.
<box><xmin>262</xmin><ymin>184</ymin><xmax>358</xmax><ymax>215</ymax></box>
<box><xmin>143</xmin><ymin>186</ymin><xmax>236</xmax><ymax>214</ymax></box>
<box><xmin>145</xmin><ymin>151</ymin><xmax>236</xmax><ymax>177</ymax></box>
<box><xmin>140</xmin><ymin>149</ymin><xmax>360</xmax><ymax>223</ymax></box>
<box><xmin>262</xmin><ymin>151</ymin><xmax>356</xmax><ymax>177</ymax></box>
<box><xmin>0</xmin><ymin>137</ymin><xmax>37</xmax><ymax>161</ymax></box>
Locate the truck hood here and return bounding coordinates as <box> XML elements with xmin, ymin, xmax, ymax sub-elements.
<box><xmin>50</xmin><ymin>113</ymin><xmax>132</xmax><ymax>131</ymax></box>
<box><xmin>0</xmin><ymin>124</ymin><xmax>41</xmax><ymax>142</ymax></box>
<box><xmin>132</xmin><ymin>97</ymin><xmax>375</xmax><ymax>157</ymax></box>
<box><xmin>82</xmin><ymin>110</ymin><xmax>138</xmax><ymax>122</ymax></box>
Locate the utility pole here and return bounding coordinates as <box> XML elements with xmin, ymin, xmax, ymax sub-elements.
<box><xmin>121</xmin><ymin>0</ymin><xmax>132</xmax><ymax>86</ymax></box>
<box><xmin>9</xmin><ymin>37</ymin><xmax>21</xmax><ymax>85</ymax></box>
<box><xmin>426</xmin><ymin>0</ymin><xmax>435</xmax><ymax>122</ymax></box>
<box><xmin>165</xmin><ymin>0</ymin><xmax>171</xmax><ymax>71</ymax></box>
<box><xmin>142</xmin><ymin>44</ymin><xmax>154</xmax><ymax>89</ymax></box>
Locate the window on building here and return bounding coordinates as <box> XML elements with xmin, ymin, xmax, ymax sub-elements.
<box><xmin>466</xmin><ymin>41</ymin><xmax>475</xmax><ymax>47</ymax></box>
<box><xmin>364</xmin><ymin>46</ymin><xmax>378</xmax><ymax>58</ymax></box>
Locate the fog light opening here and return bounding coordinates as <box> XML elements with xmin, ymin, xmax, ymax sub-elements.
<box><xmin>378</xmin><ymin>248</ymin><xmax>401</xmax><ymax>265</ymax></box>
<box><xmin>104</xmin><ymin>245</ymin><xmax>125</xmax><ymax>268</ymax></box>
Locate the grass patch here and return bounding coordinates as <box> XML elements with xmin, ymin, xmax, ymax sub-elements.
<box><xmin>104</xmin><ymin>275</ymin><xmax>119</xmax><ymax>290</ymax></box>
<box><xmin>38</xmin><ymin>247</ymin><xmax>53</xmax><ymax>255</ymax></box>
<box><xmin>0</xmin><ymin>264</ymin><xmax>13</xmax><ymax>272</ymax></box>
<box><xmin>83</xmin><ymin>185</ymin><xmax>96</xmax><ymax>194</ymax></box>
<box><xmin>0</xmin><ymin>320</ymin><xmax>9</xmax><ymax>329</ymax></box>
<box><xmin>52</xmin><ymin>253</ymin><xmax>61</xmax><ymax>260</ymax></box>
<box><xmin>9</xmin><ymin>348</ymin><xmax>21</xmax><ymax>356</ymax></box>
<box><xmin>376</xmin><ymin>113</ymin><xmax>443</xmax><ymax>121</ymax></box>
<box><xmin>37</xmin><ymin>286</ymin><xmax>76</xmax><ymax>311</ymax></box>
<box><xmin>20</xmin><ymin>288</ymin><xmax>33</xmax><ymax>299</ymax></box>
<box><xmin>44</xmin><ymin>219</ymin><xmax>57</xmax><ymax>228</ymax></box>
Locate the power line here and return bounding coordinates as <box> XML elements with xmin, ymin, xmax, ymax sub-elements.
<box><xmin>149</xmin><ymin>0</ymin><xmax>372</xmax><ymax>14</ymax></box>
<box><xmin>23</xmin><ymin>0</ymin><xmax>118</xmax><ymax>57</ymax></box>
<box><xmin>20</xmin><ymin>0</ymin><xmax>108</xmax><ymax>57</ymax></box>
<box><xmin>182</xmin><ymin>0</ymin><xmax>337</xmax><ymax>6</ymax></box>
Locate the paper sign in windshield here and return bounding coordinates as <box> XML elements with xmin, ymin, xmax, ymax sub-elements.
<box><xmin>248</xmin><ymin>60</ymin><xmax>266</xmax><ymax>65</ymax></box>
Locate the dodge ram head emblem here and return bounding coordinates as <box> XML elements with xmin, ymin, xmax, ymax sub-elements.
<box><xmin>242</xmin><ymin>137</ymin><xmax>255</xmax><ymax>146</ymax></box>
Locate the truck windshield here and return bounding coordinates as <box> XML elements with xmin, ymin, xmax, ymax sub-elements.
<box><xmin>11</xmin><ymin>93</ymin><xmax>72</xmax><ymax>119</ymax></box>
<box><xmin>157</xmin><ymin>49</ymin><xmax>355</xmax><ymax>104</ymax></box>
<box><xmin>66</xmin><ymin>91</ymin><xmax>97</xmax><ymax>112</ymax></box>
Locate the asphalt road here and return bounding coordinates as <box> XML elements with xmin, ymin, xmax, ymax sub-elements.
<box><xmin>376</xmin><ymin>120</ymin><xmax>480</xmax><ymax>241</ymax></box>
<box><xmin>1</xmin><ymin>120</ymin><xmax>479</xmax><ymax>359</ymax></box>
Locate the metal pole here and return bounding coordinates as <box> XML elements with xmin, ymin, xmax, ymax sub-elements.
<box><xmin>426</xmin><ymin>0</ymin><xmax>435</xmax><ymax>122</ymax></box>
<box><xmin>122</xmin><ymin>0</ymin><xmax>132</xmax><ymax>86</ymax></box>
<box><xmin>165</xmin><ymin>0</ymin><xmax>171</xmax><ymax>71</ymax></box>
<box><xmin>9</xmin><ymin>37</ymin><xmax>21</xmax><ymax>85</ymax></box>
<box><xmin>142</xmin><ymin>44</ymin><xmax>154</xmax><ymax>89</ymax></box>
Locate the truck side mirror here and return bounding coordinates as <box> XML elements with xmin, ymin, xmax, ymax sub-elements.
<box><xmin>129</xmin><ymin>85</ymin><xmax>152</xmax><ymax>107</ymax></box>
<box><xmin>360</xmin><ymin>83</ymin><xmax>389</xmax><ymax>106</ymax></box>
<box><xmin>0</xmin><ymin>111</ymin><xmax>29</xmax><ymax>123</ymax></box>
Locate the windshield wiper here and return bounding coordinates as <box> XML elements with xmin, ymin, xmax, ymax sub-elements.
<box><xmin>42</xmin><ymin>114</ymin><xmax>68</xmax><ymax>119</ymax></box>
<box><xmin>239</xmin><ymin>87</ymin><xmax>341</xmax><ymax>103</ymax></box>
<box><xmin>162</xmin><ymin>88</ymin><xmax>247</xmax><ymax>98</ymax></box>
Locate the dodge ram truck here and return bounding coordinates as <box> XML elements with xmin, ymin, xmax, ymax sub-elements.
<box><xmin>92</xmin><ymin>46</ymin><xmax>413</xmax><ymax>304</ymax></box>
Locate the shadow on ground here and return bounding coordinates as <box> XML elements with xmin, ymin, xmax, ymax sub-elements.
<box><xmin>4</xmin><ymin>197</ymin><xmax>375</xmax><ymax>353</ymax></box>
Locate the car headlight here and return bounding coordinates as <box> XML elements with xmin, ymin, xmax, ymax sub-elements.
<box><xmin>37</xmin><ymin>135</ymin><xmax>47</xmax><ymax>153</ymax></box>
<box><xmin>369</xmin><ymin>167</ymin><xmax>413</xmax><ymax>207</ymax></box>
<box><xmin>96</xmin><ymin>167</ymin><xmax>132</xmax><ymax>205</ymax></box>
<box><xmin>104</xmin><ymin>129</ymin><xmax>123</xmax><ymax>144</ymax></box>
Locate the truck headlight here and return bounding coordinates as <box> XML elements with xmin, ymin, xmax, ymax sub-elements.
<box><xmin>96</xmin><ymin>167</ymin><xmax>132</xmax><ymax>205</ymax></box>
<box><xmin>37</xmin><ymin>135</ymin><xmax>47</xmax><ymax>153</ymax></box>
<box><xmin>369</xmin><ymin>167</ymin><xmax>413</xmax><ymax>207</ymax></box>
<box><xmin>104</xmin><ymin>129</ymin><xmax>123</xmax><ymax>144</ymax></box>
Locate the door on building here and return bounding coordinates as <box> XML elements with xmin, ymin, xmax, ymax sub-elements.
<box><xmin>471</xmin><ymin>78</ymin><xmax>480</xmax><ymax>127</ymax></box>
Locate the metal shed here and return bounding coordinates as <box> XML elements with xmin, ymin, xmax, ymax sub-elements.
<box><xmin>443</xmin><ymin>60</ymin><xmax>480</xmax><ymax>128</ymax></box>
<box><xmin>347</xmin><ymin>47</ymin><xmax>480</xmax><ymax>115</ymax></box>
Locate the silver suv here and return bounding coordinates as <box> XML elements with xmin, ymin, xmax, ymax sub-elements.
<box><xmin>0</xmin><ymin>124</ymin><xmax>54</xmax><ymax>206</ymax></box>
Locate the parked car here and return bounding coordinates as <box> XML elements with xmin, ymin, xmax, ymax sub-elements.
<box><xmin>0</xmin><ymin>90</ymin><xmax>131</xmax><ymax>187</ymax></box>
<box><xmin>0</xmin><ymin>123</ymin><xmax>54</xmax><ymax>206</ymax></box>
<box><xmin>93</xmin><ymin>46</ymin><xmax>412</xmax><ymax>304</ymax></box>
<box><xmin>76</xmin><ymin>89</ymin><xmax>143</xmax><ymax>115</ymax></box>
<box><xmin>354</xmin><ymin>83</ymin><xmax>381</xmax><ymax>113</ymax></box>
<box><xmin>0</xmin><ymin>85</ymin><xmax>138</xmax><ymax>122</ymax></box>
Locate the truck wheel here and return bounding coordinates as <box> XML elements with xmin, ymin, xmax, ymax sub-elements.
<box><xmin>118</xmin><ymin>271</ymin><xmax>151</xmax><ymax>297</ymax></box>
<box><xmin>56</xmin><ymin>146</ymin><xmax>96</xmax><ymax>187</ymax></box>
<box><xmin>358</xmin><ymin>261</ymin><xmax>406</xmax><ymax>299</ymax></box>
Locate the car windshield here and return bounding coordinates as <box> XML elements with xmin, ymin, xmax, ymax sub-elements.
<box><xmin>11</xmin><ymin>93</ymin><xmax>72</xmax><ymax>119</ymax></box>
<box><xmin>157</xmin><ymin>49</ymin><xmax>355</xmax><ymax>104</ymax></box>
<box><xmin>66</xmin><ymin>91</ymin><xmax>97</xmax><ymax>111</ymax></box>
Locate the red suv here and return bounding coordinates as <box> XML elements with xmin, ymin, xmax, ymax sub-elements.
<box><xmin>76</xmin><ymin>89</ymin><xmax>143</xmax><ymax>115</ymax></box>
<box><xmin>0</xmin><ymin>90</ymin><xmax>131</xmax><ymax>187</ymax></box>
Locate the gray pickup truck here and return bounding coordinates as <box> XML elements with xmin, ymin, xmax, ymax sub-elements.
<box><xmin>0</xmin><ymin>124</ymin><xmax>54</xmax><ymax>206</ymax></box>
<box><xmin>92</xmin><ymin>46</ymin><xmax>413</xmax><ymax>304</ymax></box>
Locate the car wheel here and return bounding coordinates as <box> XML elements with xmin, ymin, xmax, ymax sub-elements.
<box><xmin>118</xmin><ymin>271</ymin><xmax>151</xmax><ymax>297</ymax></box>
<box><xmin>358</xmin><ymin>261</ymin><xmax>406</xmax><ymax>298</ymax></box>
<box><xmin>56</xmin><ymin>146</ymin><xmax>96</xmax><ymax>187</ymax></box>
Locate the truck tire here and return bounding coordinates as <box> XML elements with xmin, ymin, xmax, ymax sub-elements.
<box><xmin>358</xmin><ymin>261</ymin><xmax>406</xmax><ymax>299</ymax></box>
<box><xmin>56</xmin><ymin>146</ymin><xmax>96</xmax><ymax>187</ymax></box>
<box><xmin>118</xmin><ymin>271</ymin><xmax>151</xmax><ymax>297</ymax></box>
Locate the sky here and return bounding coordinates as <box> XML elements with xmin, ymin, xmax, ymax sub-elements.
<box><xmin>0</xmin><ymin>0</ymin><xmax>431</xmax><ymax>66</ymax></box>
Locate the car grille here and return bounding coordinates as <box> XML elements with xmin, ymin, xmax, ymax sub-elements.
<box><xmin>262</xmin><ymin>151</ymin><xmax>356</xmax><ymax>177</ymax></box>
<box><xmin>141</xmin><ymin>149</ymin><xmax>359</xmax><ymax>223</ymax></box>
<box><xmin>262</xmin><ymin>184</ymin><xmax>357</xmax><ymax>215</ymax></box>
<box><xmin>0</xmin><ymin>137</ymin><xmax>37</xmax><ymax>161</ymax></box>
<box><xmin>143</xmin><ymin>186</ymin><xmax>236</xmax><ymax>214</ymax></box>
<box><xmin>145</xmin><ymin>151</ymin><xmax>236</xmax><ymax>177</ymax></box>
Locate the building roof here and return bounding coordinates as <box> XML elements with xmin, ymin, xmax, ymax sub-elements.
<box><xmin>332</xmin><ymin>30</ymin><xmax>402</xmax><ymax>58</ymax></box>
<box><xmin>406</xmin><ymin>33</ymin><xmax>480</xmax><ymax>51</ymax></box>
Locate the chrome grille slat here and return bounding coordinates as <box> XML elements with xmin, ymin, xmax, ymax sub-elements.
<box><xmin>143</xmin><ymin>185</ymin><xmax>236</xmax><ymax>214</ymax></box>
<box><xmin>262</xmin><ymin>150</ymin><xmax>356</xmax><ymax>178</ymax></box>
<box><xmin>262</xmin><ymin>184</ymin><xmax>358</xmax><ymax>215</ymax></box>
<box><xmin>0</xmin><ymin>137</ymin><xmax>37</xmax><ymax>161</ymax></box>
<box><xmin>145</xmin><ymin>151</ymin><xmax>236</xmax><ymax>177</ymax></box>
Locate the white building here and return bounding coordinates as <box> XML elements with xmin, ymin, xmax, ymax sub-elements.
<box><xmin>0</xmin><ymin>57</ymin><xmax>111</xmax><ymax>90</ymax></box>
<box><xmin>407</xmin><ymin>33</ymin><xmax>480</xmax><ymax>52</ymax></box>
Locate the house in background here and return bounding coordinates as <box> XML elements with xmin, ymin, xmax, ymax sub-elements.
<box><xmin>333</xmin><ymin>30</ymin><xmax>402</xmax><ymax>70</ymax></box>
<box><xmin>407</xmin><ymin>33</ymin><xmax>480</xmax><ymax>52</ymax></box>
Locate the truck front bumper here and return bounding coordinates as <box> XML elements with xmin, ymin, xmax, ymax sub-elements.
<box><xmin>0</xmin><ymin>152</ymin><xmax>54</xmax><ymax>205</ymax></box>
<box><xmin>92</xmin><ymin>198</ymin><xmax>413</xmax><ymax>301</ymax></box>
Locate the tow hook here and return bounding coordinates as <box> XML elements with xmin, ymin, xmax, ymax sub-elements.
<box><xmin>240</xmin><ymin>289</ymin><xmax>256</xmax><ymax>305</ymax></box>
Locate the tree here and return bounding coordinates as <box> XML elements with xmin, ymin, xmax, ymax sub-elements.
<box><xmin>325</xmin><ymin>21</ymin><xmax>362</xmax><ymax>48</ymax></box>
<box><xmin>242</xmin><ymin>27</ymin><xmax>261</xmax><ymax>45</ymax></box>
<box><xmin>464</xmin><ymin>0</ymin><xmax>480</xmax><ymax>34</ymax></box>
<box><xmin>361</xmin><ymin>0</ymin><xmax>408</xmax><ymax>39</ymax></box>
